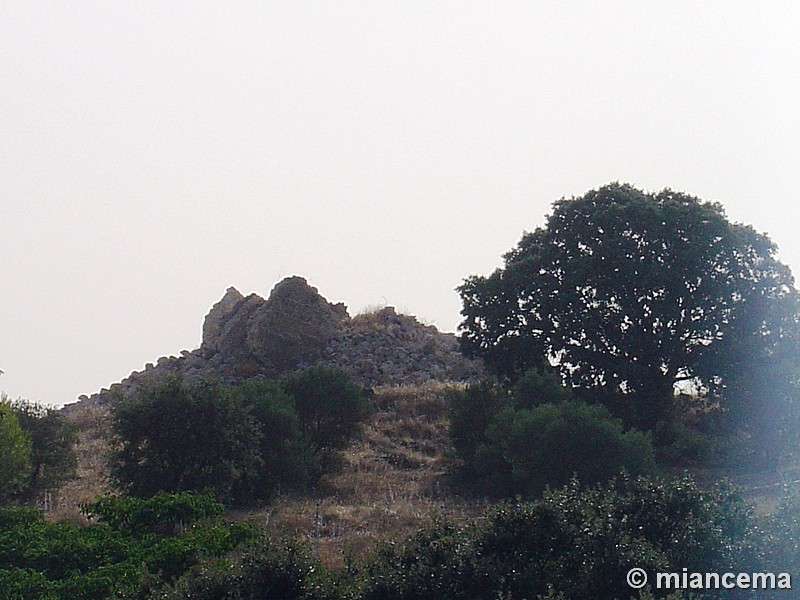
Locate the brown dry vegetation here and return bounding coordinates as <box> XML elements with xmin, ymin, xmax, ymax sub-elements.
<box><xmin>54</xmin><ymin>383</ymin><xmax>489</xmax><ymax>565</ymax></box>
<box><xmin>52</xmin><ymin>404</ymin><xmax>113</xmax><ymax>524</ymax></box>
<box><xmin>252</xmin><ymin>382</ymin><xmax>489</xmax><ymax>567</ymax></box>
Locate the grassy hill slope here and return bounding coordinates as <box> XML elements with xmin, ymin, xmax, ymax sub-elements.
<box><xmin>55</xmin><ymin>383</ymin><xmax>489</xmax><ymax>566</ymax></box>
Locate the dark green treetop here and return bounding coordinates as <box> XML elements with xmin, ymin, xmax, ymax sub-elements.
<box><xmin>459</xmin><ymin>183</ymin><xmax>799</xmax><ymax>429</ymax></box>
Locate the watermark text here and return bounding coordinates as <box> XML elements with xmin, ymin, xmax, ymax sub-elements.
<box><xmin>627</xmin><ymin>567</ymin><xmax>791</xmax><ymax>591</ymax></box>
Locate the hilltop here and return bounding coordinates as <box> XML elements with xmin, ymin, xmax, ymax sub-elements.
<box><xmin>63</xmin><ymin>276</ymin><xmax>482</xmax><ymax>415</ymax></box>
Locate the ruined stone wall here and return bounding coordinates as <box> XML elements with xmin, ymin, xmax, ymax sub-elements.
<box><xmin>63</xmin><ymin>277</ymin><xmax>482</xmax><ymax>415</ymax></box>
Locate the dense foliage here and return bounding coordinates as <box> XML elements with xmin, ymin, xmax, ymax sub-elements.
<box><xmin>0</xmin><ymin>400</ymin><xmax>31</xmax><ymax>501</ymax></box>
<box><xmin>84</xmin><ymin>491</ymin><xmax>225</xmax><ymax>535</ymax></box>
<box><xmin>352</xmin><ymin>475</ymin><xmax>761</xmax><ymax>600</ymax></box>
<box><xmin>111</xmin><ymin>368</ymin><xmax>368</xmax><ymax>504</ymax></box>
<box><xmin>112</xmin><ymin>376</ymin><xmax>262</xmax><ymax>501</ymax></box>
<box><xmin>230</xmin><ymin>379</ymin><xmax>321</xmax><ymax>503</ymax></box>
<box><xmin>5</xmin><ymin>476</ymin><xmax>799</xmax><ymax>600</ymax></box>
<box><xmin>450</xmin><ymin>374</ymin><xmax>656</xmax><ymax>496</ymax></box>
<box><xmin>459</xmin><ymin>184</ymin><xmax>800</xmax><ymax>434</ymax></box>
<box><xmin>0</xmin><ymin>492</ymin><xmax>255</xmax><ymax>599</ymax></box>
<box><xmin>158</xmin><ymin>538</ymin><xmax>317</xmax><ymax>600</ymax></box>
<box><xmin>8</xmin><ymin>398</ymin><xmax>77</xmax><ymax>501</ymax></box>
<box><xmin>281</xmin><ymin>365</ymin><xmax>370</xmax><ymax>456</ymax></box>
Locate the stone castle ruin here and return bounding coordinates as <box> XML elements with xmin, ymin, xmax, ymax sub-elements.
<box><xmin>64</xmin><ymin>277</ymin><xmax>482</xmax><ymax>412</ymax></box>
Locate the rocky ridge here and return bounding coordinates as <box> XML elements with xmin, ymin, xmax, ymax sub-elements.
<box><xmin>63</xmin><ymin>277</ymin><xmax>482</xmax><ymax>413</ymax></box>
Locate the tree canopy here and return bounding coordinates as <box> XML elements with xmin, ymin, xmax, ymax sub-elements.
<box><xmin>281</xmin><ymin>365</ymin><xmax>370</xmax><ymax>455</ymax></box>
<box><xmin>0</xmin><ymin>400</ymin><xmax>31</xmax><ymax>500</ymax></box>
<box><xmin>111</xmin><ymin>369</ymin><xmax>368</xmax><ymax>503</ymax></box>
<box><xmin>8</xmin><ymin>398</ymin><xmax>77</xmax><ymax>500</ymax></box>
<box><xmin>111</xmin><ymin>375</ymin><xmax>262</xmax><ymax>501</ymax></box>
<box><xmin>459</xmin><ymin>183</ymin><xmax>800</xmax><ymax>429</ymax></box>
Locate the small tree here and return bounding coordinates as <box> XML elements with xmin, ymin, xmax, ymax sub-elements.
<box><xmin>231</xmin><ymin>380</ymin><xmax>321</xmax><ymax>502</ymax></box>
<box><xmin>0</xmin><ymin>399</ymin><xmax>31</xmax><ymax>500</ymax></box>
<box><xmin>281</xmin><ymin>366</ymin><xmax>369</xmax><ymax>454</ymax></box>
<box><xmin>449</xmin><ymin>378</ymin><xmax>655</xmax><ymax>496</ymax></box>
<box><xmin>9</xmin><ymin>398</ymin><xmax>77</xmax><ymax>499</ymax></box>
<box><xmin>447</xmin><ymin>379</ymin><xmax>510</xmax><ymax>481</ymax></box>
<box><xmin>111</xmin><ymin>375</ymin><xmax>262</xmax><ymax>501</ymax></box>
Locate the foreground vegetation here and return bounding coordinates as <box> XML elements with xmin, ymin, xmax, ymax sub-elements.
<box><xmin>111</xmin><ymin>366</ymin><xmax>370</xmax><ymax>504</ymax></box>
<box><xmin>4</xmin><ymin>475</ymin><xmax>800</xmax><ymax>599</ymax></box>
<box><xmin>0</xmin><ymin>492</ymin><xmax>254</xmax><ymax>599</ymax></box>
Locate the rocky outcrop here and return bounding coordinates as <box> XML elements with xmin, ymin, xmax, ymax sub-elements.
<box><xmin>321</xmin><ymin>307</ymin><xmax>479</xmax><ymax>387</ymax></box>
<box><xmin>243</xmin><ymin>276</ymin><xmax>348</xmax><ymax>376</ymax></box>
<box><xmin>201</xmin><ymin>286</ymin><xmax>244</xmax><ymax>349</ymax></box>
<box><xmin>62</xmin><ymin>277</ymin><xmax>482</xmax><ymax>414</ymax></box>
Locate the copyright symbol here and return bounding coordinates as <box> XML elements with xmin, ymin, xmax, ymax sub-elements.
<box><xmin>627</xmin><ymin>567</ymin><xmax>647</xmax><ymax>589</ymax></box>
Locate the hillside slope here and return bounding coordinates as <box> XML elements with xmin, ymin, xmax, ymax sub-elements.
<box><xmin>55</xmin><ymin>383</ymin><xmax>489</xmax><ymax>567</ymax></box>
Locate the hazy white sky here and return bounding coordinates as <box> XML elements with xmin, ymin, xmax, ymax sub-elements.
<box><xmin>2</xmin><ymin>1</ymin><xmax>800</xmax><ymax>407</ymax></box>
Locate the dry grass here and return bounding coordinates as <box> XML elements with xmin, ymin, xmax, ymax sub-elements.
<box><xmin>251</xmin><ymin>382</ymin><xmax>487</xmax><ymax>567</ymax></box>
<box><xmin>53</xmin><ymin>382</ymin><xmax>486</xmax><ymax>564</ymax></box>
<box><xmin>51</xmin><ymin>404</ymin><xmax>114</xmax><ymax>524</ymax></box>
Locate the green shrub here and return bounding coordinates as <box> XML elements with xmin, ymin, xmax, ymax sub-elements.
<box><xmin>82</xmin><ymin>491</ymin><xmax>225</xmax><ymax>535</ymax></box>
<box><xmin>447</xmin><ymin>379</ymin><xmax>510</xmax><ymax>480</ymax></box>
<box><xmin>8</xmin><ymin>397</ymin><xmax>77</xmax><ymax>500</ymax></box>
<box><xmin>231</xmin><ymin>380</ymin><xmax>322</xmax><ymax>502</ymax></box>
<box><xmin>761</xmin><ymin>492</ymin><xmax>800</xmax><ymax>581</ymax></box>
<box><xmin>111</xmin><ymin>375</ymin><xmax>262</xmax><ymax>501</ymax></box>
<box><xmin>356</xmin><ymin>519</ymin><xmax>471</xmax><ymax>600</ymax></box>
<box><xmin>0</xmin><ymin>505</ymin><xmax>139</xmax><ymax>598</ymax></box>
<box><xmin>281</xmin><ymin>366</ymin><xmax>369</xmax><ymax>455</ymax></box>
<box><xmin>0</xmin><ymin>493</ymin><xmax>256</xmax><ymax>599</ymax></box>
<box><xmin>0</xmin><ymin>399</ymin><xmax>31</xmax><ymax>500</ymax></box>
<box><xmin>111</xmin><ymin>372</ymin><xmax>365</xmax><ymax>506</ymax></box>
<box><xmin>653</xmin><ymin>416</ymin><xmax>714</xmax><ymax>467</ymax></box>
<box><xmin>511</xmin><ymin>367</ymin><xmax>571</xmax><ymax>409</ymax></box>
<box><xmin>354</xmin><ymin>475</ymin><xmax>759</xmax><ymax>600</ymax></box>
<box><xmin>480</xmin><ymin>401</ymin><xmax>656</xmax><ymax>495</ymax></box>
<box><xmin>450</xmin><ymin>377</ymin><xmax>656</xmax><ymax>496</ymax></box>
<box><xmin>162</xmin><ymin>538</ymin><xmax>315</xmax><ymax>600</ymax></box>
<box><xmin>474</xmin><ymin>475</ymin><xmax>757</xmax><ymax>599</ymax></box>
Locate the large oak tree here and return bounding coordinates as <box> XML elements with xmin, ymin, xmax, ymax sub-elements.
<box><xmin>459</xmin><ymin>183</ymin><xmax>799</xmax><ymax>430</ymax></box>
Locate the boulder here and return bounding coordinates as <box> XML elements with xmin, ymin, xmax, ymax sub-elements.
<box><xmin>201</xmin><ymin>286</ymin><xmax>246</xmax><ymax>350</ymax></box>
<box><xmin>245</xmin><ymin>276</ymin><xmax>348</xmax><ymax>376</ymax></box>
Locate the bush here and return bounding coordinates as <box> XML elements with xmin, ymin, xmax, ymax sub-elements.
<box><xmin>761</xmin><ymin>492</ymin><xmax>800</xmax><ymax>581</ymax></box>
<box><xmin>111</xmin><ymin>372</ymin><xmax>367</xmax><ymax>505</ymax></box>
<box><xmin>354</xmin><ymin>475</ymin><xmax>760</xmax><ymax>600</ymax></box>
<box><xmin>0</xmin><ymin>399</ymin><xmax>31</xmax><ymax>500</ymax></box>
<box><xmin>447</xmin><ymin>379</ymin><xmax>510</xmax><ymax>478</ymax></box>
<box><xmin>449</xmin><ymin>378</ymin><xmax>655</xmax><ymax>497</ymax></box>
<box><xmin>511</xmin><ymin>367</ymin><xmax>571</xmax><ymax>409</ymax></box>
<box><xmin>356</xmin><ymin>519</ymin><xmax>471</xmax><ymax>600</ymax></box>
<box><xmin>111</xmin><ymin>375</ymin><xmax>262</xmax><ymax>501</ymax></box>
<box><xmin>281</xmin><ymin>366</ymin><xmax>370</xmax><ymax>454</ymax></box>
<box><xmin>483</xmin><ymin>401</ymin><xmax>656</xmax><ymax>495</ymax></box>
<box><xmin>82</xmin><ymin>491</ymin><xmax>225</xmax><ymax>535</ymax></box>
<box><xmin>231</xmin><ymin>380</ymin><xmax>322</xmax><ymax>502</ymax></box>
<box><xmin>0</xmin><ymin>492</ymin><xmax>256</xmax><ymax>599</ymax></box>
<box><xmin>653</xmin><ymin>416</ymin><xmax>717</xmax><ymax>467</ymax></box>
<box><xmin>162</xmin><ymin>538</ymin><xmax>315</xmax><ymax>600</ymax></box>
<box><xmin>8</xmin><ymin>398</ymin><xmax>77</xmax><ymax>500</ymax></box>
